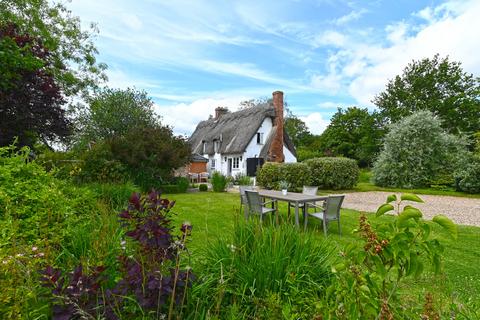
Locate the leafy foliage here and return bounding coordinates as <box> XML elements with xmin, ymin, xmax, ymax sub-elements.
<box><xmin>256</xmin><ymin>162</ymin><xmax>282</xmax><ymax>190</ymax></box>
<box><xmin>454</xmin><ymin>154</ymin><xmax>480</xmax><ymax>194</ymax></box>
<box><xmin>0</xmin><ymin>0</ymin><xmax>107</xmax><ymax>96</ymax></box>
<box><xmin>284</xmin><ymin>113</ymin><xmax>312</xmax><ymax>147</ymax></box>
<box><xmin>198</xmin><ymin>184</ymin><xmax>208</xmax><ymax>192</ymax></box>
<box><xmin>304</xmin><ymin>157</ymin><xmax>359</xmax><ymax>190</ymax></box>
<box><xmin>256</xmin><ymin>162</ymin><xmax>312</xmax><ymax>191</ymax></box>
<box><xmin>191</xmin><ymin>219</ymin><xmax>333</xmax><ymax>319</ymax></box>
<box><xmin>372</xmin><ymin>110</ymin><xmax>468</xmax><ymax>188</ymax></box>
<box><xmin>0</xmin><ymin>23</ymin><xmax>71</xmax><ymax>147</ymax></box>
<box><xmin>42</xmin><ymin>191</ymin><xmax>195</xmax><ymax>319</ymax></box>
<box><xmin>320</xmin><ymin>194</ymin><xmax>456</xmax><ymax>318</ymax></box>
<box><xmin>373</xmin><ymin>54</ymin><xmax>480</xmax><ymax>136</ymax></box>
<box><xmin>74</xmin><ymin>88</ymin><xmax>160</xmax><ymax>146</ymax></box>
<box><xmin>211</xmin><ymin>171</ymin><xmax>228</xmax><ymax>192</ymax></box>
<box><xmin>315</xmin><ymin>107</ymin><xmax>384</xmax><ymax>167</ymax></box>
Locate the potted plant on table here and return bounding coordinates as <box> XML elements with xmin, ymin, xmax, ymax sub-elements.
<box><xmin>279</xmin><ymin>180</ymin><xmax>290</xmax><ymax>195</ymax></box>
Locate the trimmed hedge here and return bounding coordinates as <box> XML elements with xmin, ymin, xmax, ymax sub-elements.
<box><xmin>199</xmin><ymin>184</ymin><xmax>208</xmax><ymax>192</ymax></box>
<box><xmin>280</xmin><ymin>163</ymin><xmax>313</xmax><ymax>191</ymax></box>
<box><xmin>256</xmin><ymin>162</ymin><xmax>282</xmax><ymax>190</ymax></box>
<box><xmin>257</xmin><ymin>158</ymin><xmax>359</xmax><ymax>190</ymax></box>
<box><xmin>304</xmin><ymin>157</ymin><xmax>359</xmax><ymax>190</ymax></box>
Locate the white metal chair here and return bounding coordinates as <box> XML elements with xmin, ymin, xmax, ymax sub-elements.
<box><xmin>304</xmin><ymin>194</ymin><xmax>345</xmax><ymax>236</ymax></box>
<box><xmin>239</xmin><ymin>185</ymin><xmax>255</xmax><ymax>219</ymax></box>
<box><xmin>245</xmin><ymin>190</ymin><xmax>278</xmax><ymax>222</ymax></box>
<box><xmin>288</xmin><ymin>186</ymin><xmax>318</xmax><ymax>219</ymax></box>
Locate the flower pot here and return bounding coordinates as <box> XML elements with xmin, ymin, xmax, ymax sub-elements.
<box><xmin>282</xmin><ymin>189</ymin><xmax>288</xmax><ymax>195</ymax></box>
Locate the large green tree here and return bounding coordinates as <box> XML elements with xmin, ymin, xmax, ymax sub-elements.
<box><xmin>74</xmin><ymin>88</ymin><xmax>160</xmax><ymax>146</ymax></box>
<box><xmin>0</xmin><ymin>0</ymin><xmax>107</xmax><ymax>96</ymax></box>
<box><xmin>315</xmin><ymin>107</ymin><xmax>383</xmax><ymax>167</ymax></box>
<box><xmin>373</xmin><ymin>54</ymin><xmax>480</xmax><ymax>135</ymax></box>
<box><xmin>284</xmin><ymin>113</ymin><xmax>312</xmax><ymax>147</ymax></box>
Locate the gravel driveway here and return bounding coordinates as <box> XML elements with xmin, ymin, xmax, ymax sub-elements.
<box><xmin>343</xmin><ymin>191</ymin><xmax>480</xmax><ymax>227</ymax></box>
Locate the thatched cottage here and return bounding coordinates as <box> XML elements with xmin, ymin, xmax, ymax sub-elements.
<box><xmin>189</xmin><ymin>91</ymin><xmax>297</xmax><ymax>177</ymax></box>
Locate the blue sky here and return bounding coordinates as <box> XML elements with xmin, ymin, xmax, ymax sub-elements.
<box><xmin>68</xmin><ymin>0</ymin><xmax>480</xmax><ymax>135</ymax></box>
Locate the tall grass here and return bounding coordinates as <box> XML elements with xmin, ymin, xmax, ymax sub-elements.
<box><xmin>188</xmin><ymin>216</ymin><xmax>335</xmax><ymax>319</ymax></box>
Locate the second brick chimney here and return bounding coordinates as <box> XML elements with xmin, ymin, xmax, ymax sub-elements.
<box><xmin>268</xmin><ymin>91</ymin><xmax>285</xmax><ymax>162</ymax></box>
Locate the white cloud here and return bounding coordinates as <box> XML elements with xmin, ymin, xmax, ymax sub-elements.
<box><xmin>313</xmin><ymin>30</ymin><xmax>346</xmax><ymax>48</ymax></box>
<box><xmin>334</xmin><ymin>8</ymin><xmax>367</xmax><ymax>25</ymax></box>
<box><xmin>345</xmin><ymin>0</ymin><xmax>480</xmax><ymax>106</ymax></box>
<box><xmin>300</xmin><ymin>112</ymin><xmax>330</xmax><ymax>135</ymax></box>
<box><xmin>310</xmin><ymin>73</ymin><xmax>342</xmax><ymax>94</ymax></box>
<box><xmin>155</xmin><ymin>97</ymin><xmax>247</xmax><ymax>135</ymax></box>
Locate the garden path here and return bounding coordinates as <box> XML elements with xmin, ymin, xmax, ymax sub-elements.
<box><xmin>343</xmin><ymin>191</ymin><xmax>480</xmax><ymax>227</ymax></box>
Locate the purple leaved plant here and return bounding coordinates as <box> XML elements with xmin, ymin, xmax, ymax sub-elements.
<box><xmin>41</xmin><ymin>190</ymin><xmax>194</xmax><ymax>320</ymax></box>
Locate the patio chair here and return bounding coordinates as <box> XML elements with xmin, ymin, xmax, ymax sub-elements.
<box><xmin>199</xmin><ymin>172</ymin><xmax>209</xmax><ymax>182</ymax></box>
<box><xmin>288</xmin><ymin>186</ymin><xmax>318</xmax><ymax>219</ymax></box>
<box><xmin>304</xmin><ymin>194</ymin><xmax>345</xmax><ymax>236</ymax></box>
<box><xmin>239</xmin><ymin>185</ymin><xmax>255</xmax><ymax>219</ymax></box>
<box><xmin>245</xmin><ymin>190</ymin><xmax>278</xmax><ymax>223</ymax></box>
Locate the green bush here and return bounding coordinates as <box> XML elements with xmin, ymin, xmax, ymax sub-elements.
<box><xmin>256</xmin><ymin>162</ymin><xmax>282</xmax><ymax>189</ymax></box>
<box><xmin>304</xmin><ymin>157</ymin><xmax>359</xmax><ymax>190</ymax></box>
<box><xmin>199</xmin><ymin>184</ymin><xmax>208</xmax><ymax>192</ymax></box>
<box><xmin>280</xmin><ymin>162</ymin><xmax>313</xmax><ymax>191</ymax></box>
<box><xmin>372</xmin><ymin>111</ymin><xmax>467</xmax><ymax>188</ymax></box>
<box><xmin>159</xmin><ymin>184</ymin><xmax>180</xmax><ymax>194</ymax></box>
<box><xmin>211</xmin><ymin>171</ymin><xmax>228</xmax><ymax>192</ymax></box>
<box><xmin>175</xmin><ymin>176</ymin><xmax>190</xmax><ymax>193</ymax></box>
<box><xmin>78</xmin><ymin>142</ymin><xmax>129</xmax><ymax>184</ymax></box>
<box><xmin>36</xmin><ymin>149</ymin><xmax>81</xmax><ymax>180</ymax></box>
<box><xmin>190</xmin><ymin>219</ymin><xmax>333</xmax><ymax>319</ymax></box>
<box><xmin>234</xmin><ymin>173</ymin><xmax>253</xmax><ymax>185</ymax></box>
<box><xmin>454</xmin><ymin>154</ymin><xmax>480</xmax><ymax>193</ymax></box>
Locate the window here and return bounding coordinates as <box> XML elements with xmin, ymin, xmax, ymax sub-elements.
<box><xmin>211</xmin><ymin>159</ymin><xmax>216</xmax><ymax>169</ymax></box>
<box><xmin>233</xmin><ymin>157</ymin><xmax>240</xmax><ymax>169</ymax></box>
<box><xmin>202</xmin><ymin>141</ymin><xmax>206</xmax><ymax>154</ymax></box>
<box><xmin>256</xmin><ymin>132</ymin><xmax>264</xmax><ymax>144</ymax></box>
<box><xmin>214</xmin><ymin>140</ymin><xmax>220</xmax><ymax>153</ymax></box>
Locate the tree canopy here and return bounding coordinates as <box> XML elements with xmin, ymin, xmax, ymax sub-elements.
<box><xmin>284</xmin><ymin>112</ymin><xmax>312</xmax><ymax>147</ymax></box>
<box><xmin>373</xmin><ymin>54</ymin><xmax>480</xmax><ymax>135</ymax></box>
<box><xmin>314</xmin><ymin>107</ymin><xmax>383</xmax><ymax>167</ymax></box>
<box><xmin>0</xmin><ymin>23</ymin><xmax>70</xmax><ymax>147</ymax></box>
<box><xmin>74</xmin><ymin>88</ymin><xmax>161</xmax><ymax>146</ymax></box>
<box><xmin>0</xmin><ymin>0</ymin><xmax>107</xmax><ymax>96</ymax></box>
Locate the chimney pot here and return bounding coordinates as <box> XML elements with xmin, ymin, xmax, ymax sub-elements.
<box><xmin>214</xmin><ymin>107</ymin><xmax>229</xmax><ymax>119</ymax></box>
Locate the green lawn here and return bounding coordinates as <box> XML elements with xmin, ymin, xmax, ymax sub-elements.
<box><xmin>167</xmin><ymin>192</ymin><xmax>480</xmax><ymax>308</ymax></box>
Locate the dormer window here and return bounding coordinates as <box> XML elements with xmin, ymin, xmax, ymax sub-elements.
<box><xmin>256</xmin><ymin>132</ymin><xmax>264</xmax><ymax>144</ymax></box>
<box><xmin>214</xmin><ymin>140</ymin><xmax>220</xmax><ymax>153</ymax></box>
<box><xmin>202</xmin><ymin>141</ymin><xmax>206</xmax><ymax>154</ymax></box>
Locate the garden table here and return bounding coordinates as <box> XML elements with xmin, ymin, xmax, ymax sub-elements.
<box><xmin>258</xmin><ymin>189</ymin><xmax>328</xmax><ymax>227</ymax></box>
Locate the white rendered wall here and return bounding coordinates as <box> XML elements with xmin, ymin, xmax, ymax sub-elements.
<box><xmin>284</xmin><ymin>146</ymin><xmax>297</xmax><ymax>163</ymax></box>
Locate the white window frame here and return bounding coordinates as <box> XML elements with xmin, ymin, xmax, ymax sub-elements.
<box><xmin>211</xmin><ymin>159</ymin><xmax>216</xmax><ymax>169</ymax></box>
<box><xmin>232</xmin><ymin>157</ymin><xmax>240</xmax><ymax>169</ymax></box>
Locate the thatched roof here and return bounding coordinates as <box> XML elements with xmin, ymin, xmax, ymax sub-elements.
<box><xmin>189</xmin><ymin>103</ymin><xmax>296</xmax><ymax>157</ymax></box>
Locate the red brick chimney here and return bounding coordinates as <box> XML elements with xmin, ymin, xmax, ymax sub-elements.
<box><xmin>215</xmin><ymin>107</ymin><xmax>229</xmax><ymax>119</ymax></box>
<box><xmin>268</xmin><ymin>91</ymin><xmax>285</xmax><ymax>162</ymax></box>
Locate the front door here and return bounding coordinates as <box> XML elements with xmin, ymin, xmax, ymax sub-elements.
<box><xmin>227</xmin><ymin>158</ymin><xmax>233</xmax><ymax>177</ymax></box>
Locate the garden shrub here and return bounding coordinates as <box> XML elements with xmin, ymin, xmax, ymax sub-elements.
<box><xmin>454</xmin><ymin>154</ymin><xmax>480</xmax><ymax>193</ymax></box>
<box><xmin>0</xmin><ymin>145</ymin><xmax>100</xmax><ymax>318</ymax></box>
<box><xmin>234</xmin><ymin>172</ymin><xmax>253</xmax><ymax>185</ymax></box>
<box><xmin>42</xmin><ymin>191</ymin><xmax>194</xmax><ymax>319</ymax></box>
<box><xmin>280</xmin><ymin>162</ymin><xmax>312</xmax><ymax>191</ymax></box>
<box><xmin>256</xmin><ymin>162</ymin><xmax>282</xmax><ymax>189</ymax></box>
<box><xmin>304</xmin><ymin>157</ymin><xmax>359</xmax><ymax>190</ymax></box>
<box><xmin>199</xmin><ymin>184</ymin><xmax>208</xmax><ymax>192</ymax></box>
<box><xmin>211</xmin><ymin>171</ymin><xmax>228</xmax><ymax>192</ymax></box>
<box><xmin>78</xmin><ymin>142</ymin><xmax>129</xmax><ymax>184</ymax></box>
<box><xmin>372</xmin><ymin>111</ymin><xmax>467</xmax><ymax>188</ymax></box>
<box><xmin>190</xmin><ymin>219</ymin><xmax>333</xmax><ymax>319</ymax></box>
<box><xmin>320</xmin><ymin>193</ymin><xmax>457</xmax><ymax>318</ymax></box>
<box><xmin>174</xmin><ymin>176</ymin><xmax>190</xmax><ymax>193</ymax></box>
<box><xmin>36</xmin><ymin>149</ymin><xmax>82</xmax><ymax>181</ymax></box>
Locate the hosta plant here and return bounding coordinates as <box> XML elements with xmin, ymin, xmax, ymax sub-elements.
<box><xmin>321</xmin><ymin>193</ymin><xmax>457</xmax><ymax>319</ymax></box>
